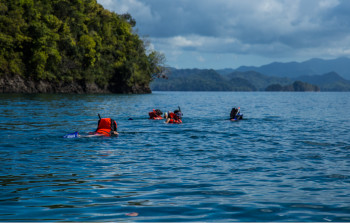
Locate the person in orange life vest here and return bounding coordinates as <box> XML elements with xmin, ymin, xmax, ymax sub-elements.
<box><xmin>94</xmin><ymin>114</ymin><xmax>118</xmax><ymax>136</ymax></box>
<box><xmin>164</xmin><ymin>108</ymin><xmax>183</xmax><ymax>124</ymax></box>
<box><xmin>149</xmin><ymin>109</ymin><xmax>163</xmax><ymax>120</ymax></box>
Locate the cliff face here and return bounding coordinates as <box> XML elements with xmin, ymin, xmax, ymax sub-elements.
<box><xmin>0</xmin><ymin>75</ymin><xmax>151</xmax><ymax>94</ymax></box>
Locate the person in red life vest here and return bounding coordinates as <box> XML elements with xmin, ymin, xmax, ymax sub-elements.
<box><xmin>164</xmin><ymin>107</ymin><xmax>183</xmax><ymax>124</ymax></box>
<box><xmin>92</xmin><ymin>114</ymin><xmax>118</xmax><ymax>136</ymax></box>
<box><xmin>148</xmin><ymin>109</ymin><xmax>163</xmax><ymax>120</ymax></box>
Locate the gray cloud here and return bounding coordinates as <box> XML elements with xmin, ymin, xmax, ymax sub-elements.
<box><xmin>98</xmin><ymin>0</ymin><xmax>350</xmax><ymax>67</ymax></box>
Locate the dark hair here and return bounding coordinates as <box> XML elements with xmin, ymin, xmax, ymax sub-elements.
<box><xmin>155</xmin><ymin>109</ymin><xmax>163</xmax><ymax>116</ymax></box>
<box><xmin>230</xmin><ymin>108</ymin><xmax>238</xmax><ymax>119</ymax></box>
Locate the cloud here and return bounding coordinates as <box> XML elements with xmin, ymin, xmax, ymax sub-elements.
<box><xmin>97</xmin><ymin>0</ymin><xmax>350</xmax><ymax>67</ymax></box>
<box><xmin>98</xmin><ymin>0</ymin><xmax>156</xmax><ymax>23</ymax></box>
<box><xmin>172</xmin><ymin>36</ymin><xmax>202</xmax><ymax>48</ymax></box>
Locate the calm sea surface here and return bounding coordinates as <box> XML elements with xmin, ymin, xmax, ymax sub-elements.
<box><xmin>0</xmin><ymin>92</ymin><xmax>350</xmax><ymax>222</ymax></box>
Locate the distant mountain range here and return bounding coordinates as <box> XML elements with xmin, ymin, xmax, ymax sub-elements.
<box><xmin>296</xmin><ymin>72</ymin><xmax>350</xmax><ymax>91</ymax></box>
<box><xmin>217</xmin><ymin>57</ymin><xmax>350</xmax><ymax>80</ymax></box>
<box><xmin>151</xmin><ymin>57</ymin><xmax>350</xmax><ymax>91</ymax></box>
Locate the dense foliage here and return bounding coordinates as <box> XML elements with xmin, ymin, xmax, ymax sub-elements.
<box><xmin>0</xmin><ymin>0</ymin><xmax>165</xmax><ymax>92</ymax></box>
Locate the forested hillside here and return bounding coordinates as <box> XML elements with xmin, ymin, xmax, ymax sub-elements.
<box><xmin>296</xmin><ymin>72</ymin><xmax>350</xmax><ymax>91</ymax></box>
<box><xmin>151</xmin><ymin>69</ymin><xmax>257</xmax><ymax>91</ymax></box>
<box><xmin>0</xmin><ymin>0</ymin><xmax>165</xmax><ymax>93</ymax></box>
<box><xmin>151</xmin><ymin>68</ymin><xmax>348</xmax><ymax>92</ymax></box>
<box><xmin>265</xmin><ymin>81</ymin><xmax>320</xmax><ymax>92</ymax></box>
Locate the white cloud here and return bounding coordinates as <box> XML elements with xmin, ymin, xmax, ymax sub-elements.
<box><xmin>172</xmin><ymin>36</ymin><xmax>202</xmax><ymax>48</ymax></box>
<box><xmin>319</xmin><ymin>0</ymin><xmax>340</xmax><ymax>8</ymax></box>
<box><xmin>98</xmin><ymin>0</ymin><xmax>156</xmax><ymax>21</ymax></box>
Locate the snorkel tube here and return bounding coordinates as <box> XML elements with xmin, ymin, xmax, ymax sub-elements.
<box><xmin>177</xmin><ymin>106</ymin><xmax>183</xmax><ymax>118</ymax></box>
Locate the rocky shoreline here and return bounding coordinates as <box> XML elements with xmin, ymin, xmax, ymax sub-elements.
<box><xmin>0</xmin><ymin>75</ymin><xmax>151</xmax><ymax>94</ymax></box>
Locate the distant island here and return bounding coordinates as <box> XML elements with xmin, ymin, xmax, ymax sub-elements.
<box><xmin>151</xmin><ymin>58</ymin><xmax>350</xmax><ymax>92</ymax></box>
<box><xmin>0</xmin><ymin>0</ymin><xmax>165</xmax><ymax>93</ymax></box>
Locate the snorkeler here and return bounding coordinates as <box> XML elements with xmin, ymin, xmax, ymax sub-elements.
<box><xmin>230</xmin><ymin>107</ymin><xmax>243</xmax><ymax>121</ymax></box>
<box><xmin>149</xmin><ymin>109</ymin><xmax>163</xmax><ymax>120</ymax></box>
<box><xmin>64</xmin><ymin>114</ymin><xmax>118</xmax><ymax>138</ymax></box>
<box><xmin>165</xmin><ymin>107</ymin><xmax>183</xmax><ymax>124</ymax></box>
<box><xmin>92</xmin><ymin>114</ymin><xmax>118</xmax><ymax>136</ymax></box>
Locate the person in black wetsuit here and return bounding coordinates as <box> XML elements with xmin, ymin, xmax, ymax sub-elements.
<box><xmin>230</xmin><ymin>107</ymin><xmax>243</xmax><ymax>121</ymax></box>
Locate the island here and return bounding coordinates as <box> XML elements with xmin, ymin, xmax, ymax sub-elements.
<box><xmin>0</xmin><ymin>0</ymin><xmax>165</xmax><ymax>93</ymax></box>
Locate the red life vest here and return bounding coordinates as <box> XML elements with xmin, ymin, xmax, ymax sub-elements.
<box><xmin>96</xmin><ymin>118</ymin><xmax>117</xmax><ymax>136</ymax></box>
<box><xmin>169</xmin><ymin>112</ymin><xmax>180</xmax><ymax>120</ymax></box>
<box><xmin>169</xmin><ymin>112</ymin><xmax>175</xmax><ymax>119</ymax></box>
<box><xmin>169</xmin><ymin>118</ymin><xmax>182</xmax><ymax>124</ymax></box>
<box><xmin>152</xmin><ymin>116</ymin><xmax>163</xmax><ymax>120</ymax></box>
<box><xmin>168</xmin><ymin>112</ymin><xmax>182</xmax><ymax>124</ymax></box>
<box><xmin>149</xmin><ymin>109</ymin><xmax>163</xmax><ymax>120</ymax></box>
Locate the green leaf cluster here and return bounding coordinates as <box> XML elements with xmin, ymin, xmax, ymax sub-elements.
<box><xmin>0</xmin><ymin>0</ymin><xmax>164</xmax><ymax>92</ymax></box>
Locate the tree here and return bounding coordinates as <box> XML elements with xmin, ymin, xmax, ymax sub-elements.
<box><xmin>0</xmin><ymin>0</ymin><xmax>165</xmax><ymax>93</ymax></box>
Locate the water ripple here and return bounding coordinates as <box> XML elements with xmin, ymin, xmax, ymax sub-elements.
<box><xmin>0</xmin><ymin>92</ymin><xmax>350</xmax><ymax>221</ymax></box>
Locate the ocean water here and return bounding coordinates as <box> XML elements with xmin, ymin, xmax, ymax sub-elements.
<box><xmin>0</xmin><ymin>91</ymin><xmax>350</xmax><ymax>222</ymax></box>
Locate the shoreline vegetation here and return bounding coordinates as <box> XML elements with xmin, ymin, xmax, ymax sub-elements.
<box><xmin>0</xmin><ymin>0</ymin><xmax>166</xmax><ymax>94</ymax></box>
<box><xmin>151</xmin><ymin>67</ymin><xmax>350</xmax><ymax>92</ymax></box>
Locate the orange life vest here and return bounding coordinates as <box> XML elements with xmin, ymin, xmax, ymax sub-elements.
<box><xmin>152</xmin><ymin>116</ymin><xmax>163</xmax><ymax>120</ymax></box>
<box><xmin>96</xmin><ymin>118</ymin><xmax>117</xmax><ymax>136</ymax></box>
<box><xmin>168</xmin><ymin>112</ymin><xmax>182</xmax><ymax>124</ymax></box>
<box><xmin>169</xmin><ymin>112</ymin><xmax>175</xmax><ymax>119</ymax></box>
<box><xmin>149</xmin><ymin>109</ymin><xmax>163</xmax><ymax>120</ymax></box>
<box><xmin>169</xmin><ymin>118</ymin><xmax>182</xmax><ymax>124</ymax></box>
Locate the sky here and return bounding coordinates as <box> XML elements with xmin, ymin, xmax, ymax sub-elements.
<box><xmin>97</xmin><ymin>0</ymin><xmax>350</xmax><ymax>69</ymax></box>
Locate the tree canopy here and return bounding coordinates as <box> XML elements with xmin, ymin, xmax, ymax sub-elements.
<box><xmin>0</xmin><ymin>0</ymin><xmax>165</xmax><ymax>93</ymax></box>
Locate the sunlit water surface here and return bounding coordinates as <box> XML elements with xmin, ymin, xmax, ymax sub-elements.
<box><xmin>0</xmin><ymin>92</ymin><xmax>350</xmax><ymax>221</ymax></box>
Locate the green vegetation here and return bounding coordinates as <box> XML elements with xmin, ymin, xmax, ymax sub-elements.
<box><xmin>265</xmin><ymin>81</ymin><xmax>320</xmax><ymax>92</ymax></box>
<box><xmin>297</xmin><ymin>72</ymin><xmax>350</xmax><ymax>91</ymax></box>
<box><xmin>152</xmin><ymin>68</ymin><xmax>350</xmax><ymax>92</ymax></box>
<box><xmin>223</xmin><ymin>71</ymin><xmax>291</xmax><ymax>90</ymax></box>
<box><xmin>151</xmin><ymin>69</ymin><xmax>257</xmax><ymax>91</ymax></box>
<box><xmin>151</xmin><ymin>68</ymin><xmax>292</xmax><ymax>91</ymax></box>
<box><xmin>0</xmin><ymin>0</ymin><xmax>165</xmax><ymax>93</ymax></box>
